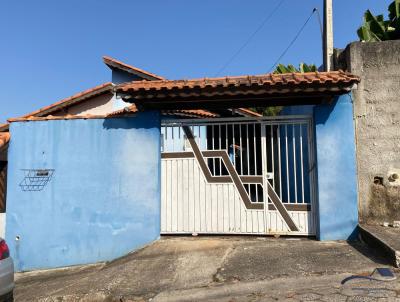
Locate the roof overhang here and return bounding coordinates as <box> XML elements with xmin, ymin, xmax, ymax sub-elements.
<box><xmin>103</xmin><ymin>56</ymin><xmax>165</xmax><ymax>81</ymax></box>
<box><xmin>22</xmin><ymin>82</ymin><xmax>114</xmax><ymax>118</ymax></box>
<box><xmin>116</xmin><ymin>71</ymin><xmax>359</xmax><ymax>110</ymax></box>
<box><xmin>0</xmin><ymin>124</ymin><xmax>9</xmax><ymax>132</ymax></box>
<box><xmin>106</xmin><ymin>104</ymin><xmax>219</xmax><ymax>119</ymax></box>
<box><xmin>0</xmin><ymin>133</ymin><xmax>10</xmax><ymax>152</ymax></box>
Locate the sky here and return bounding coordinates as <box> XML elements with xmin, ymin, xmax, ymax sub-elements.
<box><xmin>0</xmin><ymin>0</ymin><xmax>391</xmax><ymax>123</ymax></box>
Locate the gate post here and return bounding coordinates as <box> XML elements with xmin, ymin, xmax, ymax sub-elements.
<box><xmin>314</xmin><ymin>93</ymin><xmax>358</xmax><ymax>241</ymax></box>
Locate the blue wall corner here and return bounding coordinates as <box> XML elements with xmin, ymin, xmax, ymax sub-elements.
<box><xmin>314</xmin><ymin>94</ymin><xmax>358</xmax><ymax>241</ymax></box>
<box><xmin>6</xmin><ymin>112</ymin><xmax>161</xmax><ymax>271</ymax></box>
<box><xmin>111</xmin><ymin>68</ymin><xmax>142</xmax><ymax>84</ymax></box>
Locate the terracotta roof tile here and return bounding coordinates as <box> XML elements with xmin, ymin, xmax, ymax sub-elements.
<box><xmin>107</xmin><ymin>105</ymin><xmax>218</xmax><ymax>118</ymax></box>
<box><xmin>22</xmin><ymin>82</ymin><xmax>114</xmax><ymax>118</ymax></box>
<box><xmin>235</xmin><ymin>108</ymin><xmax>262</xmax><ymax>117</ymax></box>
<box><xmin>103</xmin><ymin>56</ymin><xmax>165</xmax><ymax>81</ymax></box>
<box><xmin>0</xmin><ymin>124</ymin><xmax>9</xmax><ymax>132</ymax></box>
<box><xmin>117</xmin><ymin>71</ymin><xmax>360</xmax><ymax>99</ymax></box>
<box><xmin>8</xmin><ymin>114</ymin><xmax>111</xmax><ymax>123</ymax></box>
<box><xmin>106</xmin><ymin>104</ymin><xmax>138</xmax><ymax>117</ymax></box>
<box><xmin>0</xmin><ymin>132</ymin><xmax>10</xmax><ymax>150</ymax></box>
<box><xmin>162</xmin><ymin>109</ymin><xmax>219</xmax><ymax>118</ymax></box>
<box><xmin>9</xmin><ymin>107</ymin><xmax>219</xmax><ymax>122</ymax></box>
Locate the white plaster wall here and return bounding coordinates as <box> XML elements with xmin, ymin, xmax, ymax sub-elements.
<box><xmin>53</xmin><ymin>92</ymin><xmax>116</xmax><ymax>116</ymax></box>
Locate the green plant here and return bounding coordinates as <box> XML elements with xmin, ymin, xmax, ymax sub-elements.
<box><xmin>251</xmin><ymin>62</ymin><xmax>317</xmax><ymax>116</ymax></box>
<box><xmin>250</xmin><ymin>106</ymin><xmax>283</xmax><ymax>117</ymax></box>
<box><xmin>273</xmin><ymin>63</ymin><xmax>317</xmax><ymax>74</ymax></box>
<box><xmin>358</xmin><ymin>0</ymin><xmax>400</xmax><ymax>42</ymax></box>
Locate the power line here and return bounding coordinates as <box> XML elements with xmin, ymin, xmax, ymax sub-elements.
<box><xmin>215</xmin><ymin>0</ymin><xmax>286</xmax><ymax>76</ymax></box>
<box><xmin>314</xmin><ymin>7</ymin><xmax>324</xmax><ymax>40</ymax></box>
<box><xmin>268</xmin><ymin>8</ymin><xmax>317</xmax><ymax>73</ymax></box>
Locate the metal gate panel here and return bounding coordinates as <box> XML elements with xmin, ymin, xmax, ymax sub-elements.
<box><xmin>161</xmin><ymin>116</ymin><xmax>316</xmax><ymax>236</ymax></box>
<box><xmin>262</xmin><ymin>119</ymin><xmax>316</xmax><ymax>235</ymax></box>
<box><xmin>161</xmin><ymin>157</ymin><xmax>265</xmax><ymax>234</ymax></box>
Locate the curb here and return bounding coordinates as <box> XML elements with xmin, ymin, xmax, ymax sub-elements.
<box><xmin>359</xmin><ymin>224</ymin><xmax>400</xmax><ymax>268</ymax></box>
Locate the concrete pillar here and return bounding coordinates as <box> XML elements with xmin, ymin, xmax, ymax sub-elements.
<box><xmin>323</xmin><ymin>0</ymin><xmax>334</xmax><ymax>71</ymax></box>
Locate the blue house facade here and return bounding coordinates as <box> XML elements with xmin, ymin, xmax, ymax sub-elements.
<box><xmin>6</xmin><ymin>114</ymin><xmax>161</xmax><ymax>271</ymax></box>
<box><xmin>4</xmin><ymin>58</ymin><xmax>360</xmax><ymax>271</ymax></box>
<box><xmin>284</xmin><ymin>94</ymin><xmax>358</xmax><ymax>241</ymax></box>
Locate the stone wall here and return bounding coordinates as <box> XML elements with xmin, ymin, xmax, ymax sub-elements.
<box><xmin>336</xmin><ymin>41</ymin><xmax>400</xmax><ymax>225</ymax></box>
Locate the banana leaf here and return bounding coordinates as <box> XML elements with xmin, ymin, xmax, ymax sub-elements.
<box><xmin>389</xmin><ymin>0</ymin><xmax>400</xmax><ymax>21</ymax></box>
<box><xmin>365</xmin><ymin>11</ymin><xmax>390</xmax><ymax>40</ymax></box>
<box><xmin>358</xmin><ymin>24</ymin><xmax>382</xmax><ymax>42</ymax></box>
<box><xmin>274</xmin><ymin>64</ymin><xmax>290</xmax><ymax>74</ymax></box>
<box><xmin>299</xmin><ymin>63</ymin><xmax>317</xmax><ymax>73</ymax></box>
<box><xmin>389</xmin><ymin>0</ymin><xmax>400</xmax><ymax>39</ymax></box>
<box><xmin>358</xmin><ymin>1</ymin><xmax>400</xmax><ymax>42</ymax></box>
<box><xmin>273</xmin><ymin>63</ymin><xmax>317</xmax><ymax>74</ymax></box>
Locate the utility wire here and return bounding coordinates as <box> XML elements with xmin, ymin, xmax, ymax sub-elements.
<box><xmin>215</xmin><ymin>0</ymin><xmax>285</xmax><ymax>76</ymax></box>
<box><xmin>314</xmin><ymin>7</ymin><xmax>324</xmax><ymax>40</ymax></box>
<box><xmin>268</xmin><ymin>8</ymin><xmax>317</xmax><ymax>73</ymax></box>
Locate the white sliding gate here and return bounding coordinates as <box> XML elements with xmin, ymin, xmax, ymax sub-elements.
<box><xmin>161</xmin><ymin>117</ymin><xmax>317</xmax><ymax>236</ymax></box>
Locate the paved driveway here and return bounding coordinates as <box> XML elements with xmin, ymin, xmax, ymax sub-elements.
<box><xmin>15</xmin><ymin>236</ymin><xmax>394</xmax><ymax>301</ymax></box>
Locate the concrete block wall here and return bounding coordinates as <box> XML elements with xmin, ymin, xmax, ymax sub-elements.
<box><xmin>5</xmin><ymin>112</ymin><xmax>161</xmax><ymax>271</ymax></box>
<box><xmin>338</xmin><ymin>41</ymin><xmax>400</xmax><ymax>225</ymax></box>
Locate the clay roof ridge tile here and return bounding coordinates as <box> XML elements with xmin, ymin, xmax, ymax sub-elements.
<box><xmin>303</xmin><ymin>73</ymin><xmax>312</xmax><ymax>83</ymax></box>
<box><xmin>287</xmin><ymin>73</ymin><xmax>297</xmax><ymax>84</ymax></box>
<box><xmin>266</xmin><ymin>73</ymin><xmax>274</xmax><ymax>85</ymax></box>
<box><xmin>328</xmin><ymin>73</ymin><xmax>340</xmax><ymax>83</ymax></box>
<box><xmin>280</xmin><ymin>74</ymin><xmax>290</xmax><ymax>84</ymax></box>
<box><xmin>322</xmin><ymin>73</ymin><xmax>334</xmax><ymax>83</ymax></box>
<box><xmin>269</xmin><ymin>73</ymin><xmax>275</xmax><ymax>84</ymax></box>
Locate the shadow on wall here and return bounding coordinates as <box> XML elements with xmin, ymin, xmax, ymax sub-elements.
<box><xmin>314</xmin><ymin>98</ymin><xmax>337</xmax><ymax>126</ymax></box>
<box><xmin>321</xmin><ymin>219</ymin><xmax>359</xmax><ymax>241</ymax></box>
<box><xmin>348</xmin><ymin>226</ymin><xmax>360</xmax><ymax>241</ymax></box>
<box><xmin>103</xmin><ymin>115</ymin><xmax>158</xmax><ymax>130</ymax></box>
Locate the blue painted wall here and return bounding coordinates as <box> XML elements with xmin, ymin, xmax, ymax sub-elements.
<box><xmin>313</xmin><ymin>94</ymin><xmax>358</xmax><ymax>240</ymax></box>
<box><xmin>281</xmin><ymin>104</ymin><xmax>314</xmax><ymax>116</ymax></box>
<box><xmin>6</xmin><ymin>112</ymin><xmax>161</xmax><ymax>271</ymax></box>
<box><xmin>283</xmin><ymin>94</ymin><xmax>358</xmax><ymax>240</ymax></box>
<box><xmin>111</xmin><ymin>68</ymin><xmax>142</xmax><ymax>84</ymax></box>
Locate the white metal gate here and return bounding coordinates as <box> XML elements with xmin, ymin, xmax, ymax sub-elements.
<box><xmin>160</xmin><ymin>116</ymin><xmax>317</xmax><ymax>235</ymax></box>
